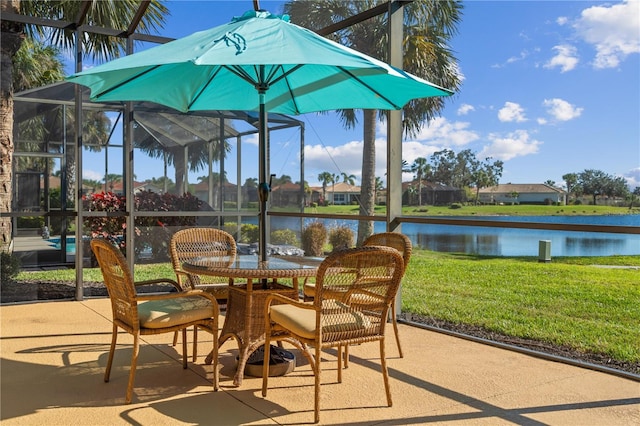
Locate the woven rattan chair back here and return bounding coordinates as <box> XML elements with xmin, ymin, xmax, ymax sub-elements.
<box><xmin>362</xmin><ymin>232</ymin><xmax>412</xmax><ymax>358</ymax></box>
<box><xmin>91</xmin><ymin>238</ymin><xmax>140</xmax><ymax>331</ymax></box>
<box><xmin>363</xmin><ymin>232</ymin><xmax>412</xmax><ymax>270</ymax></box>
<box><xmin>315</xmin><ymin>246</ymin><xmax>405</xmax><ymax>340</ymax></box>
<box><xmin>170</xmin><ymin>227</ymin><xmax>236</xmax><ymax>291</ymax></box>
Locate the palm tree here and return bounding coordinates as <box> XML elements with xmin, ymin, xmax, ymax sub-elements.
<box><xmin>134</xmin><ymin>119</ymin><xmax>232</xmax><ymax>196</ymax></box>
<box><xmin>341</xmin><ymin>172</ymin><xmax>356</xmax><ymax>186</ymax></box>
<box><xmin>0</xmin><ymin>0</ymin><xmax>169</xmax><ymax>250</ymax></box>
<box><xmin>104</xmin><ymin>174</ymin><xmax>123</xmax><ymax>192</ymax></box>
<box><xmin>410</xmin><ymin>157</ymin><xmax>430</xmax><ymax>206</ymax></box>
<box><xmin>318</xmin><ymin>171</ymin><xmax>333</xmax><ymax>205</ymax></box>
<box><xmin>374</xmin><ymin>176</ymin><xmax>384</xmax><ymax>205</ymax></box>
<box><xmin>284</xmin><ymin>0</ymin><xmax>462</xmax><ymax>244</ymax></box>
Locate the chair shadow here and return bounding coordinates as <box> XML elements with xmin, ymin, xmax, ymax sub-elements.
<box><xmin>2</xmin><ymin>343</ymin><xmax>213</xmax><ymax>419</ymax></box>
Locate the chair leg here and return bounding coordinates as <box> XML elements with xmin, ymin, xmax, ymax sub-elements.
<box><xmin>211</xmin><ymin>321</ymin><xmax>219</xmax><ymax>391</ymax></box>
<box><xmin>104</xmin><ymin>323</ymin><xmax>118</xmax><ymax>383</ymax></box>
<box><xmin>182</xmin><ymin>328</ymin><xmax>188</xmax><ymax>369</ymax></box>
<box><xmin>314</xmin><ymin>344</ymin><xmax>321</xmax><ymax>424</ymax></box>
<box><xmin>391</xmin><ymin>303</ymin><xmax>403</xmax><ymax>358</ymax></box>
<box><xmin>193</xmin><ymin>326</ymin><xmax>198</xmax><ymax>363</ymax></box>
<box><xmin>126</xmin><ymin>333</ymin><xmax>140</xmax><ymax>404</ymax></box>
<box><xmin>337</xmin><ymin>344</ymin><xmax>343</xmax><ymax>383</ymax></box>
<box><xmin>343</xmin><ymin>345</ymin><xmax>350</xmax><ymax>368</ymax></box>
<box><xmin>379</xmin><ymin>338</ymin><xmax>392</xmax><ymax>407</ymax></box>
<box><xmin>261</xmin><ymin>323</ymin><xmax>273</xmax><ymax>397</ymax></box>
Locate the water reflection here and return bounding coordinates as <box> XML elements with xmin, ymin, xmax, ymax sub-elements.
<box><xmin>270</xmin><ymin>215</ymin><xmax>639</xmax><ymax>257</ymax></box>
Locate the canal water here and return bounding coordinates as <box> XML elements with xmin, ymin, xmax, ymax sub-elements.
<box><xmin>272</xmin><ymin>215</ymin><xmax>639</xmax><ymax>257</ymax></box>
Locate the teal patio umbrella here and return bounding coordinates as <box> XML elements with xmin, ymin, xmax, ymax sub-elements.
<box><xmin>67</xmin><ymin>10</ymin><xmax>453</xmax><ymax>261</ymax></box>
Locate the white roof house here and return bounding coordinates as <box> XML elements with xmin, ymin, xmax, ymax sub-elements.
<box><xmin>478</xmin><ymin>184</ymin><xmax>567</xmax><ymax>205</ymax></box>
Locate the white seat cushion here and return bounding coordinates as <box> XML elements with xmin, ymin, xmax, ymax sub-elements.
<box><xmin>138</xmin><ymin>296</ymin><xmax>214</xmax><ymax>329</ymax></box>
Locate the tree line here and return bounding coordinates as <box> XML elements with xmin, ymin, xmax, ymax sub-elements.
<box><xmin>562</xmin><ymin>170</ymin><xmax>638</xmax><ymax>205</ymax></box>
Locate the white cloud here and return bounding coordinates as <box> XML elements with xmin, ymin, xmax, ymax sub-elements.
<box><xmin>243</xmin><ymin>133</ymin><xmax>259</xmax><ymax>147</ymax></box>
<box><xmin>82</xmin><ymin>169</ymin><xmax>104</xmax><ymax>181</ymax></box>
<box><xmin>480</xmin><ymin>130</ymin><xmax>542</xmax><ymax>161</ymax></box>
<box><xmin>457</xmin><ymin>103</ymin><xmax>475</xmax><ymax>115</ymax></box>
<box><xmin>537</xmin><ymin>117</ymin><xmax>548</xmax><ymax>125</ymax></box>
<box><xmin>544</xmin><ymin>44</ymin><xmax>579</xmax><ymax>72</ymax></box>
<box><xmin>412</xmin><ymin>117</ymin><xmax>480</xmax><ymax>147</ymax></box>
<box><xmin>557</xmin><ymin>16</ymin><xmax>569</xmax><ymax>26</ymax></box>
<box><xmin>543</xmin><ymin>98</ymin><xmax>583</xmax><ymax>121</ymax></box>
<box><xmin>624</xmin><ymin>167</ymin><xmax>640</xmax><ymax>189</ymax></box>
<box><xmin>574</xmin><ymin>0</ymin><xmax>640</xmax><ymax>69</ymax></box>
<box><xmin>498</xmin><ymin>102</ymin><xmax>527</xmax><ymax>123</ymax></box>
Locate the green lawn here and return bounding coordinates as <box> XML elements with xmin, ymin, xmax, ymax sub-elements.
<box><xmin>403</xmin><ymin>251</ymin><xmax>640</xmax><ymax>364</ymax></box>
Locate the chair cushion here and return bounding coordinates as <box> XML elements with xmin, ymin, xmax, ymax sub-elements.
<box><xmin>270</xmin><ymin>303</ymin><xmax>316</xmax><ymax>339</ymax></box>
<box><xmin>270</xmin><ymin>301</ymin><xmax>371</xmax><ymax>340</ymax></box>
<box><xmin>138</xmin><ymin>296</ymin><xmax>214</xmax><ymax>329</ymax></box>
<box><xmin>303</xmin><ymin>283</ymin><xmax>316</xmax><ymax>298</ymax></box>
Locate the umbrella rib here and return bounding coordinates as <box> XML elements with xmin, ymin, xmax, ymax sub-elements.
<box><xmin>337</xmin><ymin>66</ymin><xmax>403</xmax><ymax>110</ymax></box>
<box><xmin>224</xmin><ymin>65</ymin><xmax>260</xmax><ymax>86</ymax></box>
<box><xmin>93</xmin><ymin>65</ymin><xmax>162</xmax><ymax>99</ymax></box>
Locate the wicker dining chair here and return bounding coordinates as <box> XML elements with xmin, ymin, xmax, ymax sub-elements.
<box><xmin>304</xmin><ymin>232</ymin><xmax>412</xmax><ymax>358</ymax></box>
<box><xmin>169</xmin><ymin>227</ymin><xmax>236</xmax><ymax>359</ymax></box>
<box><xmin>363</xmin><ymin>232</ymin><xmax>412</xmax><ymax>358</ymax></box>
<box><xmin>262</xmin><ymin>246</ymin><xmax>404</xmax><ymax>424</ymax></box>
<box><xmin>91</xmin><ymin>238</ymin><xmax>219</xmax><ymax>404</ymax></box>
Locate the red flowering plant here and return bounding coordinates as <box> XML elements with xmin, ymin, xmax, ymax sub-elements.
<box><xmin>82</xmin><ymin>192</ymin><xmax>127</xmax><ymax>250</ymax></box>
<box><xmin>134</xmin><ymin>191</ymin><xmax>203</xmax><ymax>261</ymax></box>
<box><xmin>83</xmin><ymin>190</ymin><xmax>204</xmax><ymax>261</ymax></box>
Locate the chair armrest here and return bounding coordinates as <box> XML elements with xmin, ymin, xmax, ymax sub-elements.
<box><xmin>345</xmin><ymin>288</ymin><xmax>386</xmax><ymax>303</ymax></box>
<box><xmin>173</xmin><ymin>270</ymin><xmax>198</xmax><ymax>289</ymax></box>
<box><xmin>133</xmin><ymin>278</ymin><xmax>182</xmax><ymax>292</ymax></box>
<box><xmin>265</xmin><ymin>293</ymin><xmax>314</xmax><ymax>310</ymax></box>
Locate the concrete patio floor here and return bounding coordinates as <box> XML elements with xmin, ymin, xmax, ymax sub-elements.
<box><xmin>1</xmin><ymin>298</ymin><xmax>638</xmax><ymax>425</ymax></box>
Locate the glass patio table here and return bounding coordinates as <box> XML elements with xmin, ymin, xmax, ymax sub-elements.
<box><xmin>182</xmin><ymin>255</ymin><xmax>318</xmax><ymax>386</ymax></box>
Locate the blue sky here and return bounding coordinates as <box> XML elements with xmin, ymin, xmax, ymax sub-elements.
<box><xmin>78</xmin><ymin>0</ymin><xmax>640</xmax><ymax>190</ymax></box>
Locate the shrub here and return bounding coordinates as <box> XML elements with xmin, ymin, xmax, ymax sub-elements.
<box><xmin>328</xmin><ymin>226</ymin><xmax>353</xmax><ymax>252</ymax></box>
<box><xmin>1</xmin><ymin>252</ymin><xmax>21</xmax><ymax>284</ymax></box>
<box><xmin>301</xmin><ymin>222</ymin><xmax>327</xmax><ymax>256</ymax></box>
<box><xmin>222</xmin><ymin>222</ymin><xmax>239</xmax><ymax>240</ymax></box>
<box><xmin>271</xmin><ymin>229</ymin><xmax>298</xmax><ymax>246</ymax></box>
<box><xmin>16</xmin><ymin>216</ymin><xmax>44</xmax><ymax>229</ymax></box>
<box><xmin>240</xmin><ymin>224</ymin><xmax>259</xmax><ymax>244</ymax></box>
<box><xmin>449</xmin><ymin>203</ymin><xmax>463</xmax><ymax>209</ymax></box>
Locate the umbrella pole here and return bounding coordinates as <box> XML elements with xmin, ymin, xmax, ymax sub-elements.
<box><xmin>257</xmin><ymin>89</ymin><xmax>269</xmax><ymax>265</ymax></box>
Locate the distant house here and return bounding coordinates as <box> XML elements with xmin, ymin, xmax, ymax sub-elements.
<box><xmin>402</xmin><ymin>181</ymin><xmax>465</xmax><ymax>206</ymax></box>
<box><xmin>478</xmin><ymin>183</ymin><xmax>566</xmax><ymax>205</ymax></box>
<box><xmin>327</xmin><ymin>182</ymin><xmax>361</xmax><ymax>205</ymax></box>
<box><xmin>308</xmin><ymin>182</ymin><xmax>360</xmax><ymax>205</ymax></box>
<box><xmin>271</xmin><ymin>182</ymin><xmax>305</xmax><ymax>207</ymax></box>
<box><xmin>193</xmin><ymin>181</ymin><xmax>238</xmax><ymax>209</ymax></box>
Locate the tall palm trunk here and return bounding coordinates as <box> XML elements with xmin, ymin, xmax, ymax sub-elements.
<box><xmin>357</xmin><ymin>109</ymin><xmax>376</xmax><ymax>245</ymax></box>
<box><xmin>0</xmin><ymin>0</ymin><xmax>24</xmax><ymax>250</ymax></box>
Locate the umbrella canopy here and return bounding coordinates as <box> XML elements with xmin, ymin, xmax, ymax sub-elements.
<box><xmin>67</xmin><ymin>10</ymin><xmax>453</xmax><ymax>261</ymax></box>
